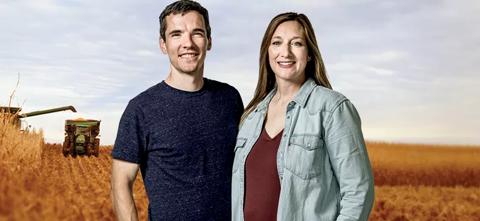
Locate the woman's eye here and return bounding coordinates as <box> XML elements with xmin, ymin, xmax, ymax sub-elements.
<box><xmin>271</xmin><ymin>41</ymin><xmax>281</xmax><ymax>46</ymax></box>
<box><xmin>292</xmin><ymin>42</ymin><xmax>303</xmax><ymax>47</ymax></box>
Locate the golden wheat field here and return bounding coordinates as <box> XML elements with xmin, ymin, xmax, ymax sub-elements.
<box><xmin>1</xmin><ymin>115</ymin><xmax>479</xmax><ymax>220</ymax></box>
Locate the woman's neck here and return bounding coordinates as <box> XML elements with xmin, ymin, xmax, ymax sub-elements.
<box><xmin>273</xmin><ymin>77</ymin><xmax>305</xmax><ymax>104</ymax></box>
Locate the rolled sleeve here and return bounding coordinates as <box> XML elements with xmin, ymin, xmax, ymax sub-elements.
<box><xmin>324</xmin><ymin>100</ymin><xmax>374</xmax><ymax>221</ymax></box>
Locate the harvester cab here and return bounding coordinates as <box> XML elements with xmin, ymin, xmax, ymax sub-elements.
<box><xmin>63</xmin><ymin>119</ymin><xmax>100</xmax><ymax>157</ymax></box>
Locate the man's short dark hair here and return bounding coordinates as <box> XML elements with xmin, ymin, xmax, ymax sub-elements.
<box><xmin>159</xmin><ymin>0</ymin><xmax>211</xmax><ymax>41</ymax></box>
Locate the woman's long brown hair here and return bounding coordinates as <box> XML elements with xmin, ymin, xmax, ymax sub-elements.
<box><xmin>241</xmin><ymin>12</ymin><xmax>332</xmax><ymax>123</ymax></box>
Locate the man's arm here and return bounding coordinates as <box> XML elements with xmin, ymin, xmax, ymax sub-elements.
<box><xmin>111</xmin><ymin>159</ymin><xmax>140</xmax><ymax>221</ymax></box>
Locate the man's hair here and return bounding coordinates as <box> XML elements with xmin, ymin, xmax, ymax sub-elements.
<box><xmin>159</xmin><ymin>0</ymin><xmax>211</xmax><ymax>41</ymax></box>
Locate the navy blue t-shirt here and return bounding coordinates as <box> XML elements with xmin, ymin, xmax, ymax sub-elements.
<box><xmin>112</xmin><ymin>78</ymin><xmax>243</xmax><ymax>221</ymax></box>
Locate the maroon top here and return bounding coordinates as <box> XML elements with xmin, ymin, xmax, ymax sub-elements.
<box><xmin>244</xmin><ymin>127</ymin><xmax>283</xmax><ymax>221</ymax></box>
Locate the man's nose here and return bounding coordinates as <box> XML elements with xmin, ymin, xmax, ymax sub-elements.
<box><xmin>182</xmin><ymin>34</ymin><xmax>194</xmax><ymax>48</ymax></box>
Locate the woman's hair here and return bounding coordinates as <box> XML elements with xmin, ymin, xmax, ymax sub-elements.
<box><xmin>242</xmin><ymin>12</ymin><xmax>332</xmax><ymax>122</ymax></box>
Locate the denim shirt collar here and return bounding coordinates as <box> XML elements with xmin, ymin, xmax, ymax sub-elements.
<box><xmin>255</xmin><ymin>78</ymin><xmax>317</xmax><ymax>112</ymax></box>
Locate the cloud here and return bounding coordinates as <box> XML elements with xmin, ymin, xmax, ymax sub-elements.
<box><xmin>1</xmin><ymin>0</ymin><xmax>479</xmax><ymax>145</ymax></box>
<box><xmin>367</xmin><ymin>51</ymin><xmax>407</xmax><ymax>63</ymax></box>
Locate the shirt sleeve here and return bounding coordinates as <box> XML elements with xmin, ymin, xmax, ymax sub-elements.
<box><xmin>323</xmin><ymin>100</ymin><xmax>375</xmax><ymax>221</ymax></box>
<box><xmin>111</xmin><ymin>100</ymin><xmax>147</xmax><ymax>164</ymax></box>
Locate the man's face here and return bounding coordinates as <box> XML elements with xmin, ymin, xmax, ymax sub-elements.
<box><xmin>160</xmin><ymin>11</ymin><xmax>211</xmax><ymax>76</ymax></box>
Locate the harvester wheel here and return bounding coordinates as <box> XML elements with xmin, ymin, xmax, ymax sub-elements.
<box><xmin>63</xmin><ymin>140</ymin><xmax>70</xmax><ymax>157</ymax></box>
<box><xmin>84</xmin><ymin>144</ymin><xmax>90</xmax><ymax>157</ymax></box>
<box><xmin>88</xmin><ymin>143</ymin><xmax>95</xmax><ymax>157</ymax></box>
<box><xmin>72</xmin><ymin>146</ymin><xmax>77</xmax><ymax>158</ymax></box>
<box><xmin>94</xmin><ymin>139</ymin><xmax>100</xmax><ymax>157</ymax></box>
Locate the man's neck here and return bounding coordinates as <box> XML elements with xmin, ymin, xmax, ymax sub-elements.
<box><xmin>164</xmin><ymin>70</ymin><xmax>204</xmax><ymax>92</ymax></box>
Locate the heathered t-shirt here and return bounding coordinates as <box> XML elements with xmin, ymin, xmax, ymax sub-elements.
<box><xmin>112</xmin><ymin>78</ymin><xmax>243</xmax><ymax>221</ymax></box>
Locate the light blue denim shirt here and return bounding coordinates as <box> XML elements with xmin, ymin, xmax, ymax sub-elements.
<box><xmin>232</xmin><ymin>78</ymin><xmax>374</xmax><ymax>221</ymax></box>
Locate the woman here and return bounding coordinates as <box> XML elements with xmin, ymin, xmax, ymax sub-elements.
<box><xmin>232</xmin><ymin>12</ymin><xmax>374</xmax><ymax>221</ymax></box>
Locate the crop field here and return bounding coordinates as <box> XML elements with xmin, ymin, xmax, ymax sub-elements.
<box><xmin>0</xmin><ymin>144</ymin><xmax>147</xmax><ymax>221</ymax></box>
<box><xmin>1</xmin><ymin>116</ymin><xmax>479</xmax><ymax>220</ymax></box>
<box><xmin>367</xmin><ymin>142</ymin><xmax>480</xmax><ymax>221</ymax></box>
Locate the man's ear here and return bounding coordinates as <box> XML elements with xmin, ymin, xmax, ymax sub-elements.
<box><xmin>160</xmin><ymin>37</ymin><xmax>167</xmax><ymax>54</ymax></box>
<box><xmin>207</xmin><ymin>37</ymin><xmax>212</xmax><ymax>51</ymax></box>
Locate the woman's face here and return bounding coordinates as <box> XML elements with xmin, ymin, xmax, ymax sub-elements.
<box><xmin>268</xmin><ymin>21</ymin><xmax>309</xmax><ymax>84</ymax></box>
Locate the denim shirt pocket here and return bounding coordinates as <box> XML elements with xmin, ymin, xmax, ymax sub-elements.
<box><xmin>285</xmin><ymin>134</ymin><xmax>325</xmax><ymax>179</ymax></box>
<box><xmin>232</xmin><ymin>137</ymin><xmax>247</xmax><ymax>174</ymax></box>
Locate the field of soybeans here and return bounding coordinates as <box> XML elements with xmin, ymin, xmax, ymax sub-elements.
<box><xmin>1</xmin><ymin>115</ymin><xmax>479</xmax><ymax>220</ymax></box>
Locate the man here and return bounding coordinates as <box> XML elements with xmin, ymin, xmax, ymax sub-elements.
<box><xmin>111</xmin><ymin>1</ymin><xmax>243</xmax><ymax>220</ymax></box>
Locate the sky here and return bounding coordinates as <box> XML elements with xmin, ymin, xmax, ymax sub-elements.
<box><xmin>1</xmin><ymin>0</ymin><xmax>479</xmax><ymax>145</ymax></box>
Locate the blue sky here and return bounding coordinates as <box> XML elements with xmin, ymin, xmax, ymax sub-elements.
<box><xmin>1</xmin><ymin>0</ymin><xmax>479</xmax><ymax>145</ymax></box>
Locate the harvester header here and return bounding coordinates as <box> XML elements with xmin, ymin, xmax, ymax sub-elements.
<box><xmin>0</xmin><ymin>105</ymin><xmax>77</xmax><ymax>127</ymax></box>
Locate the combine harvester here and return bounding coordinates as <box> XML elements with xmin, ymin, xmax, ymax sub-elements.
<box><xmin>63</xmin><ymin>118</ymin><xmax>101</xmax><ymax>157</ymax></box>
<box><xmin>0</xmin><ymin>105</ymin><xmax>101</xmax><ymax>157</ymax></box>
